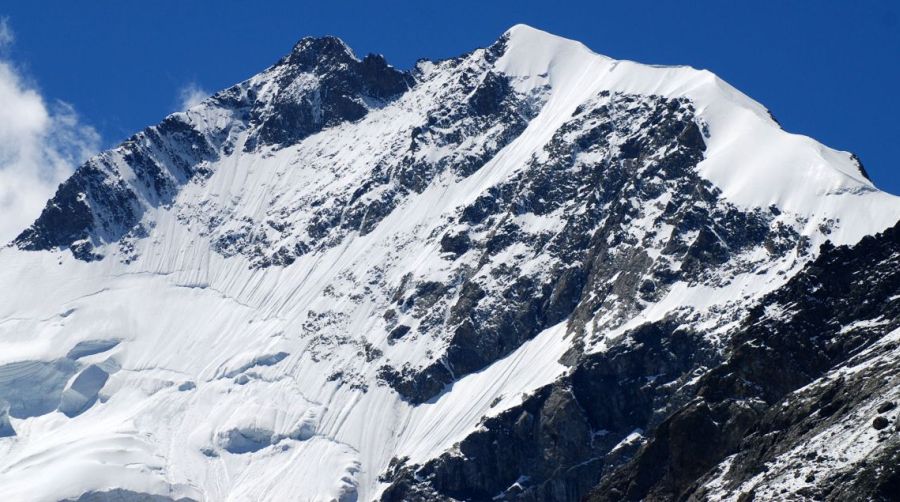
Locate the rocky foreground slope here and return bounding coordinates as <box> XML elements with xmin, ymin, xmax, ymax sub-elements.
<box><xmin>1</xmin><ymin>25</ymin><xmax>898</xmax><ymax>501</ymax></box>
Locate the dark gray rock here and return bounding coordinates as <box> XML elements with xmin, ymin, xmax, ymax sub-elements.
<box><xmin>381</xmin><ymin>218</ymin><xmax>900</xmax><ymax>501</ymax></box>
<box><xmin>877</xmin><ymin>401</ymin><xmax>896</xmax><ymax>414</ymax></box>
<box><xmin>248</xmin><ymin>37</ymin><xmax>414</xmax><ymax>149</ymax></box>
<box><xmin>386</xmin><ymin>91</ymin><xmax>800</xmax><ymax>404</ymax></box>
<box><xmin>388</xmin><ymin>325</ymin><xmax>411</xmax><ymax>342</ymax></box>
<box><xmin>14</xmin><ymin>112</ymin><xmax>219</xmax><ymax>259</ymax></box>
<box><xmin>380</xmin><ymin>320</ymin><xmax>716</xmax><ymax>501</ymax></box>
<box><xmin>590</xmin><ymin>219</ymin><xmax>900</xmax><ymax>501</ymax></box>
<box><xmin>439</xmin><ymin>232</ymin><xmax>471</xmax><ymax>256</ymax></box>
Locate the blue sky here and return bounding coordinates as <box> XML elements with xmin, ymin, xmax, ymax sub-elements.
<box><xmin>1</xmin><ymin>1</ymin><xmax>898</xmax><ymax>195</ymax></box>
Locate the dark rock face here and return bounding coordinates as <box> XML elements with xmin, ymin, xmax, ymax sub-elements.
<box><xmin>388</xmin><ymin>324</ymin><xmax>412</xmax><ymax>342</ymax></box>
<box><xmin>380</xmin><ymin>220</ymin><xmax>900</xmax><ymax>502</ymax></box>
<box><xmin>384</xmin><ymin>91</ymin><xmax>802</xmax><ymax>404</ymax></box>
<box><xmin>589</xmin><ymin>220</ymin><xmax>900</xmax><ymax>502</ymax></box>
<box><xmin>13</xmin><ymin>112</ymin><xmax>220</xmax><ymax>260</ymax></box>
<box><xmin>192</xmin><ymin>37</ymin><xmax>538</xmax><ymax>270</ymax></box>
<box><xmin>380</xmin><ymin>320</ymin><xmax>717</xmax><ymax>501</ymax></box>
<box><xmin>877</xmin><ymin>401</ymin><xmax>897</xmax><ymax>414</ymax></box>
<box><xmin>14</xmin><ymin>162</ymin><xmax>137</xmax><ymax>260</ymax></box>
<box><xmin>850</xmin><ymin>153</ymin><xmax>872</xmax><ymax>182</ymax></box>
<box><xmin>822</xmin><ymin>443</ymin><xmax>900</xmax><ymax>502</ymax></box>
<box><xmin>439</xmin><ymin>232</ymin><xmax>471</xmax><ymax>256</ymax></box>
<box><xmin>12</xmin><ymin>36</ymin><xmax>412</xmax><ymax>262</ymax></box>
<box><xmin>247</xmin><ymin>37</ymin><xmax>414</xmax><ymax>149</ymax></box>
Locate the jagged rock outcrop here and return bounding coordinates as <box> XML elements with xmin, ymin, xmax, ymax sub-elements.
<box><xmin>378</xmin><ymin>221</ymin><xmax>900</xmax><ymax>502</ymax></box>
<box><xmin>589</xmin><ymin>220</ymin><xmax>900</xmax><ymax>501</ymax></box>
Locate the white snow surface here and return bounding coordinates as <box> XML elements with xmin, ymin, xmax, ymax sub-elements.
<box><xmin>497</xmin><ymin>25</ymin><xmax>897</xmax><ymax>247</ymax></box>
<box><xmin>0</xmin><ymin>24</ymin><xmax>898</xmax><ymax>501</ymax></box>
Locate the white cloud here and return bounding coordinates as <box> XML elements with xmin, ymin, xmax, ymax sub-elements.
<box><xmin>0</xmin><ymin>21</ymin><xmax>100</xmax><ymax>244</ymax></box>
<box><xmin>178</xmin><ymin>82</ymin><xmax>209</xmax><ymax>110</ymax></box>
<box><xmin>0</xmin><ymin>17</ymin><xmax>13</xmax><ymax>48</ymax></box>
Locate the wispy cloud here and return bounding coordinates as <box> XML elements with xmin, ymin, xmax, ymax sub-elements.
<box><xmin>0</xmin><ymin>19</ymin><xmax>100</xmax><ymax>244</ymax></box>
<box><xmin>0</xmin><ymin>17</ymin><xmax>13</xmax><ymax>48</ymax></box>
<box><xmin>178</xmin><ymin>82</ymin><xmax>209</xmax><ymax>110</ymax></box>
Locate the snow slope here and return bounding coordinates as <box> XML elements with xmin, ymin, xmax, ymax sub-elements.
<box><xmin>1</xmin><ymin>25</ymin><xmax>898</xmax><ymax>502</ymax></box>
<box><xmin>497</xmin><ymin>25</ymin><xmax>896</xmax><ymax>246</ymax></box>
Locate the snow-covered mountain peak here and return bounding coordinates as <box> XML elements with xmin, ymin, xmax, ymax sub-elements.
<box><xmin>1</xmin><ymin>26</ymin><xmax>899</xmax><ymax>502</ymax></box>
<box><xmin>493</xmin><ymin>24</ymin><xmax>897</xmax><ymax>246</ymax></box>
<box><xmin>290</xmin><ymin>34</ymin><xmax>359</xmax><ymax>62</ymax></box>
<box><xmin>498</xmin><ymin>23</ymin><xmax>609</xmax><ymax>78</ymax></box>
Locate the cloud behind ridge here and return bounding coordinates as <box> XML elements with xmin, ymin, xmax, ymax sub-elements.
<box><xmin>0</xmin><ymin>19</ymin><xmax>100</xmax><ymax>244</ymax></box>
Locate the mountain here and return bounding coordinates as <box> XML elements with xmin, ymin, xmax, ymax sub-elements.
<box><xmin>1</xmin><ymin>24</ymin><xmax>898</xmax><ymax>502</ymax></box>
